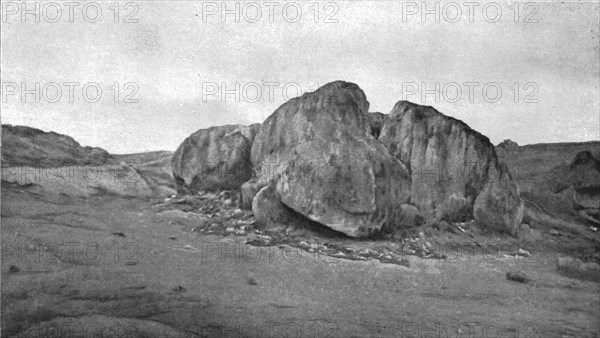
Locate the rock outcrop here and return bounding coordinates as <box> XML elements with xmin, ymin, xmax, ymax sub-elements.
<box><xmin>1</xmin><ymin>125</ymin><xmax>154</xmax><ymax>197</ymax></box>
<box><xmin>472</xmin><ymin>162</ymin><xmax>524</xmax><ymax>234</ymax></box>
<box><xmin>172</xmin><ymin>124</ymin><xmax>260</xmax><ymax>193</ymax></box>
<box><xmin>379</xmin><ymin>101</ymin><xmax>523</xmax><ymax>233</ymax></box>
<box><xmin>170</xmin><ymin>83</ymin><xmax>526</xmax><ymax>237</ymax></box>
<box><xmin>250</xmin><ymin>81</ymin><xmax>412</xmax><ymax>238</ymax></box>
<box><xmin>539</xmin><ymin>151</ymin><xmax>600</xmax><ymax>210</ymax></box>
<box><xmin>497</xmin><ymin>139</ymin><xmax>519</xmax><ymax>150</ymax></box>
<box><xmin>2</xmin><ymin>124</ymin><xmax>114</xmax><ymax>167</ymax></box>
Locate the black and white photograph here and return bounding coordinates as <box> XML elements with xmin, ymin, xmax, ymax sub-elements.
<box><xmin>1</xmin><ymin>1</ymin><xmax>599</xmax><ymax>337</ymax></box>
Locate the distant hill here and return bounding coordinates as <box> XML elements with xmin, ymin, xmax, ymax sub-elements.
<box><xmin>1</xmin><ymin>124</ymin><xmax>175</xmax><ymax>197</ymax></box>
<box><xmin>1</xmin><ymin>124</ymin><xmax>116</xmax><ymax>167</ymax></box>
<box><xmin>496</xmin><ymin>140</ymin><xmax>600</xmax><ymax>192</ymax></box>
<box><xmin>497</xmin><ymin>141</ymin><xmax>600</xmax><ymax>230</ymax></box>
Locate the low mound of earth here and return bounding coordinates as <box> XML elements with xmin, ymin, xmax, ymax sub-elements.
<box><xmin>2</xmin><ymin>124</ymin><xmax>115</xmax><ymax>167</ymax></box>
<box><xmin>496</xmin><ymin>140</ymin><xmax>600</xmax><ymax>193</ymax></box>
<box><xmin>1</xmin><ymin>125</ymin><xmax>171</xmax><ymax>197</ymax></box>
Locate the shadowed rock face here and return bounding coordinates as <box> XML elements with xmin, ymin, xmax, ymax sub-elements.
<box><xmin>250</xmin><ymin>81</ymin><xmax>412</xmax><ymax>238</ymax></box>
<box><xmin>171</xmin><ymin>124</ymin><xmax>260</xmax><ymax>193</ymax></box>
<box><xmin>497</xmin><ymin>139</ymin><xmax>519</xmax><ymax>150</ymax></box>
<box><xmin>473</xmin><ymin>162</ymin><xmax>524</xmax><ymax>234</ymax></box>
<box><xmin>379</xmin><ymin>101</ymin><xmax>523</xmax><ymax>233</ymax></box>
<box><xmin>2</xmin><ymin>124</ymin><xmax>114</xmax><ymax>166</ymax></box>
<box><xmin>379</xmin><ymin>101</ymin><xmax>495</xmax><ymax>222</ymax></box>
<box><xmin>367</xmin><ymin>112</ymin><xmax>385</xmax><ymax>139</ymax></box>
<box><xmin>540</xmin><ymin>151</ymin><xmax>600</xmax><ymax>210</ymax></box>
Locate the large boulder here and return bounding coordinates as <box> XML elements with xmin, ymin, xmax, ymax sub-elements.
<box><xmin>473</xmin><ymin>162</ymin><xmax>524</xmax><ymax>234</ymax></box>
<box><xmin>379</xmin><ymin>101</ymin><xmax>523</xmax><ymax>233</ymax></box>
<box><xmin>252</xmin><ymin>185</ymin><xmax>290</xmax><ymax>229</ymax></box>
<box><xmin>250</xmin><ymin>81</ymin><xmax>412</xmax><ymax>238</ymax></box>
<box><xmin>171</xmin><ymin>124</ymin><xmax>260</xmax><ymax>193</ymax></box>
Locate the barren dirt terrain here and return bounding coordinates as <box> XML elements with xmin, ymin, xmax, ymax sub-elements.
<box><xmin>2</xmin><ymin>179</ymin><xmax>599</xmax><ymax>337</ymax></box>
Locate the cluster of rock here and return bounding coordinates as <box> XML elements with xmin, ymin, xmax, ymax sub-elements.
<box><xmin>172</xmin><ymin>81</ymin><xmax>524</xmax><ymax>238</ymax></box>
<box><xmin>537</xmin><ymin>151</ymin><xmax>600</xmax><ymax>226</ymax></box>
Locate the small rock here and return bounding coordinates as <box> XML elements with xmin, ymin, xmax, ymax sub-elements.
<box><xmin>112</xmin><ymin>232</ymin><xmax>126</xmax><ymax>237</ymax></box>
<box><xmin>247</xmin><ymin>277</ymin><xmax>258</xmax><ymax>285</ymax></box>
<box><xmin>436</xmin><ymin>221</ymin><xmax>450</xmax><ymax>231</ymax></box>
<box><xmin>169</xmin><ymin>236</ymin><xmax>176</xmax><ymax>240</ymax></box>
<box><xmin>518</xmin><ymin>223</ymin><xmax>532</xmax><ymax>240</ymax></box>
<box><xmin>172</xmin><ymin>285</ymin><xmax>187</xmax><ymax>293</ymax></box>
<box><xmin>9</xmin><ymin>265</ymin><xmax>19</xmax><ymax>273</ymax></box>
<box><xmin>517</xmin><ymin>248</ymin><xmax>531</xmax><ymax>257</ymax></box>
<box><xmin>549</xmin><ymin>229</ymin><xmax>560</xmax><ymax>236</ymax></box>
<box><xmin>506</xmin><ymin>271</ymin><xmax>530</xmax><ymax>284</ymax></box>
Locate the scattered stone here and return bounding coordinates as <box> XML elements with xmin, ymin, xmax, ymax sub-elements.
<box><xmin>549</xmin><ymin>229</ymin><xmax>561</xmax><ymax>236</ymax></box>
<box><xmin>506</xmin><ymin>271</ymin><xmax>530</xmax><ymax>284</ymax></box>
<box><xmin>172</xmin><ymin>285</ymin><xmax>187</xmax><ymax>293</ymax></box>
<box><xmin>517</xmin><ymin>248</ymin><xmax>531</xmax><ymax>257</ymax></box>
<box><xmin>172</xmin><ymin>245</ymin><xmax>201</xmax><ymax>252</ymax></box>
<box><xmin>245</xmin><ymin>234</ymin><xmax>272</xmax><ymax>247</ymax></box>
<box><xmin>112</xmin><ymin>232</ymin><xmax>126</xmax><ymax>237</ymax></box>
<box><xmin>435</xmin><ymin>221</ymin><xmax>450</xmax><ymax>232</ymax></box>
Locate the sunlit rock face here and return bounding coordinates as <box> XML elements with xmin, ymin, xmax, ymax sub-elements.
<box><xmin>172</xmin><ymin>124</ymin><xmax>260</xmax><ymax>193</ymax></box>
<box><xmin>250</xmin><ymin>81</ymin><xmax>412</xmax><ymax>238</ymax></box>
<box><xmin>379</xmin><ymin>101</ymin><xmax>523</xmax><ymax>233</ymax></box>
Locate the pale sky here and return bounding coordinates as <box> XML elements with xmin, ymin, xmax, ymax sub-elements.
<box><xmin>1</xmin><ymin>1</ymin><xmax>598</xmax><ymax>153</ymax></box>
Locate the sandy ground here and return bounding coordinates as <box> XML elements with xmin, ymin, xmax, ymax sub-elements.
<box><xmin>1</xmin><ymin>185</ymin><xmax>599</xmax><ymax>337</ymax></box>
